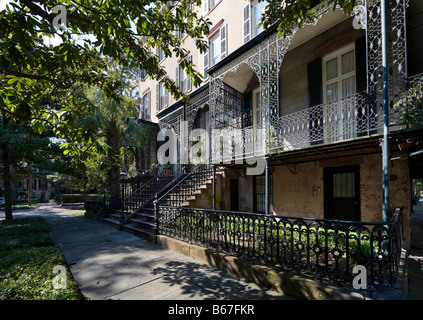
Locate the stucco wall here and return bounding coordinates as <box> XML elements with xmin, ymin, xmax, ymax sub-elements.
<box><xmin>270</xmin><ymin>153</ymin><xmax>410</xmax><ymax>223</ymax></box>
<box><xmin>273</xmin><ymin>161</ymin><xmax>324</xmax><ymax>219</ymax></box>
<box><xmin>140</xmin><ymin>0</ymin><xmax>247</xmax><ymax>123</ymax></box>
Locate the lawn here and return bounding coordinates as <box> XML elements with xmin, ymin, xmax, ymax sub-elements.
<box><xmin>0</xmin><ymin>217</ymin><xmax>81</xmax><ymax>300</ymax></box>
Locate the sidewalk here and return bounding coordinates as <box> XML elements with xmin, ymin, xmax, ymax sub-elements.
<box><xmin>2</xmin><ymin>204</ymin><xmax>292</xmax><ymax>300</ymax></box>
<box><xmin>3</xmin><ymin>203</ymin><xmax>420</xmax><ymax>300</ymax></box>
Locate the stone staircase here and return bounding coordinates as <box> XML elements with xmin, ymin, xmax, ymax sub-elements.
<box><xmin>103</xmin><ymin>164</ymin><xmax>184</xmax><ymax>231</ymax></box>
<box><xmin>104</xmin><ymin>164</ymin><xmax>216</xmax><ymax>239</ymax></box>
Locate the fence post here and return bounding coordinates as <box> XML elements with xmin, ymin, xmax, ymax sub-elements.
<box><xmin>120</xmin><ymin>179</ymin><xmax>125</xmax><ymax>224</ymax></box>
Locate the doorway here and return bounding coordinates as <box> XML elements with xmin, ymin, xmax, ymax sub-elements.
<box><xmin>324</xmin><ymin>165</ymin><xmax>361</xmax><ymax>221</ymax></box>
<box><xmin>230</xmin><ymin>179</ymin><xmax>239</xmax><ymax>212</ymax></box>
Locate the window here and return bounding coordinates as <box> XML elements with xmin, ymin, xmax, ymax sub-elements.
<box><xmin>207</xmin><ymin>24</ymin><xmax>228</xmax><ymax>69</ymax></box>
<box><xmin>203</xmin><ymin>0</ymin><xmax>218</xmax><ymax>14</ymax></box>
<box><xmin>141</xmin><ymin>92</ymin><xmax>151</xmax><ymax>120</ymax></box>
<box><xmin>252</xmin><ymin>0</ymin><xmax>266</xmax><ymax>37</ymax></box>
<box><xmin>176</xmin><ymin>56</ymin><xmax>192</xmax><ymax>93</ymax></box>
<box><xmin>323</xmin><ymin>44</ymin><xmax>356</xmax><ymax>103</ymax></box>
<box><xmin>322</xmin><ymin>43</ymin><xmax>357</xmax><ymax>142</ymax></box>
<box><xmin>156</xmin><ymin>81</ymin><xmax>169</xmax><ymax>111</ymax></box>
<box><xmin>254</xmin><ymin>175</ymin><xmax>273</xmax><ymax>214</ymax></box>
<box><xmin>140</xmin><ymin>68</ymin><xmax>148</xmax><ymax>81</ymax></box>
<box><xmin>243</xmin><ymin>0</ymin><xmax>268</xmax><ymax>43</ymax></box>
<box><xmin>210</xmin><ymin>32</ymin><xmax>221</xmax><ymax>66</ymax></box>
<box><xmin>156</xmin><ymin>48</ymin><xmax>165</xmax><ymax>62</ymax></box>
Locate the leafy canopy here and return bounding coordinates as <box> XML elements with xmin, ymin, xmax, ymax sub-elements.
<box><xmin>0</xmin><ymin>0</ymin><xmax>211</xmax><ymax>146</ymax></box>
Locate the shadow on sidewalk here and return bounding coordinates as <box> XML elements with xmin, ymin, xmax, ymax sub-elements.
<box><xmin>151</xmin><ymin>260</ymin><xmax>290</xmax><ymax>300</ymax></box>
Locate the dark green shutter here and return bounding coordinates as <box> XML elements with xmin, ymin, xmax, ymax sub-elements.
<box><xmin>308</xmin><ymin>58</ymin><xmax>322</xmax><ymax>107</ymax></box>
<box><xmin>355</xmin><ymin>36</ymin><xmax>367</xmax><ymax>93</ymax></box>
<box><xmin>308</xmin><ymin>58</ymin><xmax>323</xmax><ymax>144</ymax></box>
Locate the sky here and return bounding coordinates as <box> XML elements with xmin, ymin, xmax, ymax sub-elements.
<box><xmin>1</xmin><ymin>0</ymin><xmax>97</xmax><ymax>47</ymax></box>
<box><xmin>1</xmin><ymin>0</ymin><xmax>143</xmax><ymax>47</ymax></box>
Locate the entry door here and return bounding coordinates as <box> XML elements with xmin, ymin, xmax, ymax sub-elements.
<box><xmin>324</xmin><ymin>165</ymin><xmax>360</xmax><ymax>221</ymax></box>
<box><xmin>230</xmin><ymin>179</ymin><xmax>239</xmax><ymax>212</ymax></box>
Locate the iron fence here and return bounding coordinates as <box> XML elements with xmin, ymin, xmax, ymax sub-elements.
<box><xmin>156</xmin><ymin>205</ymin><xmax>403</xmax><ymax>289</ymax></box>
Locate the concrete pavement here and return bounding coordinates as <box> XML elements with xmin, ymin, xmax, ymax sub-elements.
<box><xmin>1</xmin><ymin>204</ymin><xmax>292</xmax><ymax>300</ymax></box>
<box><xmin>3</xmin><ymin>203</ymin><xmax>421</xmax><ymax>300</ymax></box>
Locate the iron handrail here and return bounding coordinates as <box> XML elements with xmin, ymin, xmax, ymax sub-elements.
<box><xmin>156</xmin><ymin>164</ymin><xmax>206</xmax><ymax>205</ymax></box>
<box><xmin>120</xmin><ymin>164</ymin><xmax>183</xmax><ymax>223</ymax></box>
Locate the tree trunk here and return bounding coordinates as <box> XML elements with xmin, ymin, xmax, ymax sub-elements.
<box><xmin>105</xmin><ymin>119</ymin><xmax>123</xmax><ymax>211</ymax></box>
<box><xmin>28</xmin><ymin>163</ymin><xmax>33</xmax><ymax>205</ymax></box>
<box><xmin>83</xmin><ymin>173</ymin><xmax>87</xmax><ymax>204</ymax></box>
<box><xmin>2</xmin><ymin>144</ymin><xmax>13</xmax><ymax>221</ymax></box>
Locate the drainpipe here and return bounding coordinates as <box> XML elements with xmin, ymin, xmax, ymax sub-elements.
<box><xmin>212</xmin><ymin>164</ymin><xmax>216</xmax><ymax>210</ymax></box>
<box><xmin>265</xmin><ymin>156</ymin><xmax>270</xmax><ymax>215</ymax></box>
<box><xmin>381</xmin><ymin>0</ymin><xmax>390</xmax><ymax>223</ymax></box>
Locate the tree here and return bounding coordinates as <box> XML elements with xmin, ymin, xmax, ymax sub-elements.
<box><xmin>1</xmin><ymin>0</ymin><xmax>211</xmax><ymax>220</ymax></box>
<box><xmin>80</xmin><ymin>64</ymin><xmax>147</xmax><ymax>210</ymax></box>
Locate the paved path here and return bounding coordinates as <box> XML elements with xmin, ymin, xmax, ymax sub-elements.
<box><xmin>1</xmin><ymin>204</ymin><xmax>292</xmax><ymax>301</ymax></box>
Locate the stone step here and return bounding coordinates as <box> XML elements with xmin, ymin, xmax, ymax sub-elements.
<box><xmin>120</xmin><ymin>223</ymin><xmax>155</xmax><ymax>241</ymax></box>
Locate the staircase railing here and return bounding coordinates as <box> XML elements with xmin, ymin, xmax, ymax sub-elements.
<box><xmin>122</xmin><ymin>164</ymin><xmax>165</xmax><ymax>201</ymax></box>
<box><xmin>156</xmin><ymin>163</ymin><xmax>213</xmax><ymax>207</ymax></box>
<box><xmin>120</xmin><ymin>164</ymin><xmax>186</xmax><ymax>224</ymax></box>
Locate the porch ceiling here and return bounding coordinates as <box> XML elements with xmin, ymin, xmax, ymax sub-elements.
<box><xmin>287</xmin><ymin>9</ymin><xmax>351</xmax><ymax>53</ymax></box>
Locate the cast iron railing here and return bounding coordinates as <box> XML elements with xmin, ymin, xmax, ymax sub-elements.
<box><xmin>155</xmin><ymin>205</ymin><xmax>403</xmax><ymax>289</ymax></box>
<box><xmin>156</xmin><ymin>163</ymin><xmax>213</xmax><ymax>207</ymax></box>
<box><xmin>121</xmin><ymin>164</ymin><xmax>166</xmax><ymax>201</ymax></box>
<box><xmin>211</xmin><ymin>74</ymin><xmax>423</xmax><ymax>163</ymax></box>
<box><xmin>120</xmin><ymin>164</ymin><xmax>185</xmax><ymax>223</ymax></box>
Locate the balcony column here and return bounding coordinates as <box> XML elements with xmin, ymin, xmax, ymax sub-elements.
<box><xmin>265</xmin><ymin>156</ymin><xmax>270</xmax><ymax>215</ymax></box>
<box><xmin>212</xmin><ymin>164</ymin><xmax>216</xmax><ymax>210</ymax></box>
<box><xmin>381</xmin><ymin>0</ymin><xmax>390</xmax><ymax>223</ymax></box>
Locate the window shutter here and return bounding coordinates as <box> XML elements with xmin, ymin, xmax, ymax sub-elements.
<box><xmin>176</xmin><ymin>66</ymin><xmax>180</xmax><ymax>91</ymax></box>
<box><xmin>355</xmin><ymin>37</ymin><xmax>367</xmax><ymax>93</ymax></box>
<box><xmin>243</xmin><ymin>4</ymin><xmax>251</xmax><ymax>44</ymax></box>
<box><xmin>156</xmin><ymin>83</ymin><xmax>160</xmax><ymax>111</ymax></box>
<box><xmin>308</xmin><ymin>58</ymin><xmax>323</xmax><ymax>144</ymax></box>
<box><xmin>204</xmin><ymin>48</ymin><xmax>209</xmax><ymax>79</ymax></box>
<box><xmin>140</xmin><ymin>95</ymin><xmax>145</xmax><ymax>119</ymax></box>
<box><xmin>146</xmin><ymin>91</ymin><xmax>151</xmax><ymax>120</ymax></box>
<box><xmin>220</xmin><ymin>24</ymin><xmax>227</xmax><ymax>59</ymax></box>
<box><xmin>187</xmin><ymin>56</ymin><xmax>192</xmax><ymax>92</ymax></box>
<box><xmin>203</xmin><ymin>0</ymin><xmax>208</xmax><ymax>15</ymax></box>
<box><xmin>308</xmin><ymin>58</ymin><xmax>322</xmax><ymax>107</ymax></box>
